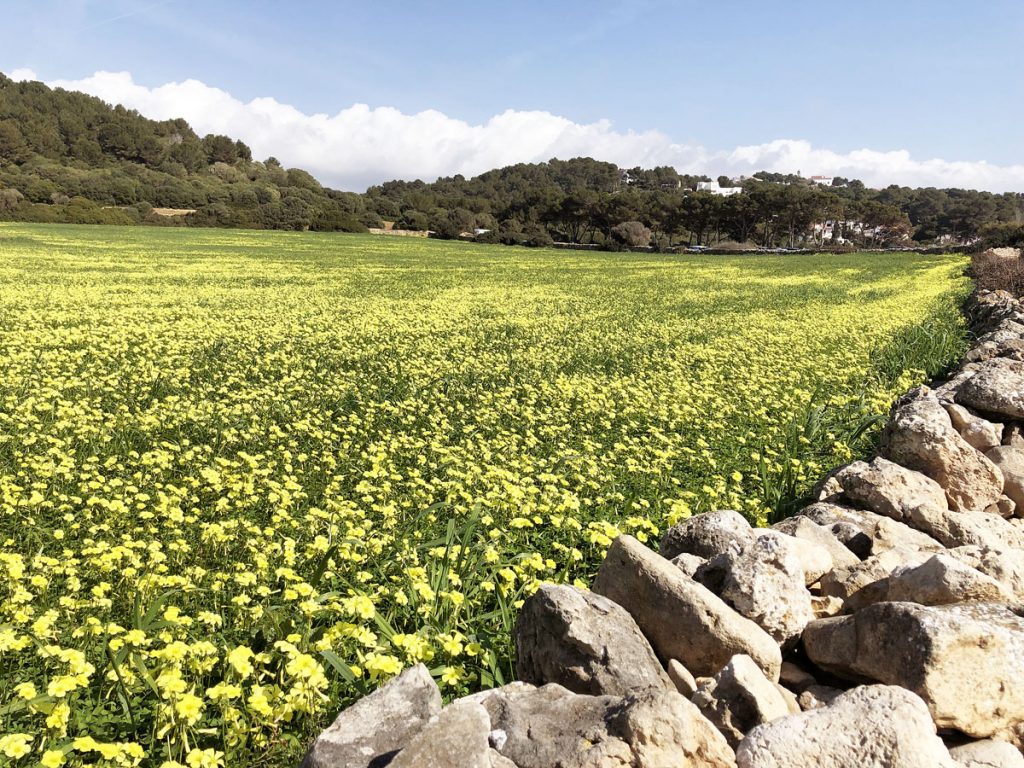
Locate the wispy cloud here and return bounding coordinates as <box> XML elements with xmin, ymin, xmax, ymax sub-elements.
<box><xmin>9</xmin><ymin>68</ymin><xmax>1024</xmax><ymax>193</ymax></box>
<box><xmin>76</xmin><ymin>0</ymin><xmax>174</xmax><ymax>32</ymax></box>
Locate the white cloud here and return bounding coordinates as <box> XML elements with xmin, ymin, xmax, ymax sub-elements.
<box><xmin>9</xmin><ymin>68</ymin><xmax>39</xmax><ymax>83</ymax></box>
<box><xmin>8</xmin><ymin>69</ymin><xmax>1024</xmax><ymax>193</ymax></box>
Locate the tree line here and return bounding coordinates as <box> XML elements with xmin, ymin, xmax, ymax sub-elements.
<box><xmin>364</xmin><ymin>161</ymin><xmax>1024</xmax><ymax>250</ymax></box>
<box><xmin>2</xmin><ymin>73</ymin><xmax>1023</xmax><ymax>249</ymax></box>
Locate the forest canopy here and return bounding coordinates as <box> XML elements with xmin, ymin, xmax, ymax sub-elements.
<box><xmin>2</xmin><ymin>72</ymin><xmax>1023</xmax><ymax>248</ymax></box>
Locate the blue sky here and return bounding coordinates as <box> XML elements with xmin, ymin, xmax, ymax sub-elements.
<box><xmin>4</xmin><ymin>0</ymin><xmax>1024</xmax><ymax>190</ymax></box>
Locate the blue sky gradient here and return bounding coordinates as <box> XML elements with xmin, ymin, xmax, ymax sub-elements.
<box><xmin>4</xmin><ymin>1</ymin><xmax>1024</xmax><ymax>189</ymax></box>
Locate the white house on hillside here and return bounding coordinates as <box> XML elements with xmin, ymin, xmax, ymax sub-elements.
<box><xmin>696</xmin><ymin>181</ymin><xmax>742</xmax><ymax>196</ymax></box>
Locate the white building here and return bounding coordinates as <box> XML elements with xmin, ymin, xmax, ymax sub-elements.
<box><xmin>809</xmin><ymin>175</ymin><xmax>835</xmax><ymax>186</ymax></box>
<box><xmin>696</xmin><ymin>181</ymin><xmax>742</xmax><ymax>196</ymax></box>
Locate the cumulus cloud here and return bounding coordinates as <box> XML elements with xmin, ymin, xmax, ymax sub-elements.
<box><xmin>9</xmin><ymin>68</ymin><xmax>1024</xmax><ymax>193</ymax></box>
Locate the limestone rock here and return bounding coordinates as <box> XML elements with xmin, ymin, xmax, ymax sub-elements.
<box><xmin>843</xmin><ymin>553</ymin><xmax>1011</xmax><ymax>611</ymax></box>
<box><xmin>480</xmin><ymin>683</ymin><xmax>737</xmax><ymax>768</ymax></box>
<box><xmin>802</xmin><ymin>602</ymin><xmax>1024</xmax><ymax>745</ymax></box>
<box><xmin>989</xmin><ymin>495</ymin><xmax>1017</xmax><ymax>519</ymax></box>
<box><xmin>880</xmin><ymin>389</ymin><xmax>1004</xmax><ymax>512</ymax></box>
<box><xmin>388</xmin><ymin>701</ymin><xmax>491</xmax><ymax>768</ymax></box>
<box><xmin>668</xmin><ymin>658</ymin><xmax>698</xmax><ymax>697</ymax></box>
<box><xmin>964</xmin><ymin>339</ymin><xmax>1024</xmax><ymax>364</ymax></box>
<box><xmin>812</xmin><ymin>469</ymin><xmax>845</xmax><ymax>501</ymax></box>
<box><xmin>300</xmin><ymin>663</ymin><xmax>441</xmax><ymax>768</ymax></box>
<box><xmin>1005</xmin><ymin>424</ymin><xmax>1024</xmax><ymax>448</ymax></box>
<box><xmin>694</xmin><ymin>534</ymin><xmax>814</xmax><ymax>648</ymax></box>
<box><xmin>756</xmin><ymin>528</ymin><xmax>833</xmax><ymax>585</ymax></box>
<box><xmin>514</xmin><ymin>583</ymin><xmax>671</xmax><ymax>696</ymax></box>
<box><xmin>488</xmin><ymin>750</ymin><xmax>518</xmax><ymax>768</ymax></box>
<box><xmin>949</xmin><ymin>739</ymin><xmax>1024</xmax><ymax>768</ymax></box>
<box><xmin>797</xmin><ymin>685</ymin><xmax>843</xmax><ymax>711</ymax></box>
<box><xmin>837</xmin><ymin>456</ymin><xmax>949</xmax><ymax>522</ymax></box>
<box><xmin>957</xmin><ymin>357</ymin><xmax>1024</xmax><ymax>420</ymax></box>
<box><xmin>660</xmin><ymin>509</ymin><xmax>754</xmax><ymax>560</ymax></box>
<box><xmin>836</xmin><ymin>457</ymin><xmax>1023</xmax><ymax>549</ymax></box>
<box><xmin>772</xmin><ymin>515</ymin><xmax>860</xmax><ymax>572</ymax></box>
<box><xmin>736</xmin><ymin>685</ymin><xmax>956</xmax><ymax>768</ymax></box>
<box><xmin>672</xmin><ymin>552</ymin><xmax>707</xmax><ymax>578</ymax></box>
<box><xmin>774</xmin><ymin>682</ymin><xmax>801</xmax><ymax>715</ymax></box>
<box><xmin>987</xmin><ymin>445</ymin><xmax>1024</xmax><ymax>513</ymax></box>
<box><xmin>778</xmin><ymin>661</ymin><xmax>816</xmax><ymax>694</ymax></box>
<box><xmin>593</xmin><ymin>535</ymin><xmax>781</xmax><ymax>680</ymax></box>
<box><xmin>935</xmin><ymin>365</ymin><xmax>981</xmax><ymax>404</ymax></box>
<box><xmin>946</xmin><ymin>403</ymin><xmax>1004</xmax><ymax>452</ymax></box>
<box><xmin>691</xmin><ymin>654</ymin><xmax>792</xmax><ymax>748</ymax></box>
<box><xmin>947</xmin><ymin>545</ymin><xmax>1024</xmax><ymax>600</ymax></box>
<box><xmin>810</xmin><ymin>594</ymin><xmax>844</xmax><ymax>618</ymax></box>
<box><xmin>800</xmin><ymin>501</ymin><xmax>943</xmax><ymax>557</ymax></box>
<box><xmin>819</xmin><ymin>546</ymin><xmax>932</xmax><ymax>602</ymax></box>
<box><xmin>885</xmin><ymin>554</ymin><xmax>1011</xmax><ymax>605</ymax></box>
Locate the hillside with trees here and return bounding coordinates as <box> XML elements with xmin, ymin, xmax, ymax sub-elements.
<box><xmin>2</xmin><ymin>72</ymin><xmax>1023</xmax><ymax>249</ymax></box>
<box><xmin>365</xmin><ymin>164</ymin><xmax>1024</xmax><ymax>250</ymax></box>
<box><xmin>0</xmin><ymin>73</ymin><xmax>374</xmax><ymax>231</ymax></box>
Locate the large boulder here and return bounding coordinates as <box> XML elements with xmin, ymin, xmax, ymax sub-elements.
<box><xmin>514</xmin><ymin>583</ymin><xmax>671</xmax><ymax>696</ymax></box>
<box><xmin>803</xmin><ymin>602</ymin><xmax>1024</xmax><ymax>745</ymax></box>
<box><xmin>819</xmin><ymin>546</ymin><xmax>933</xmax><ymax>602</ymax></box>
<box><xmin>694</xmin><ymin>535</ymin><xmax>813</xmax><ymax>648</ymax></box>
<box><xmin>883</xmin><ymin>554</ymin><xmax>1011</xmax><ymax>605</ymax></box>
<box><xmin>836</xmin><ymin>457</ymin><xmax>1022</xmax><ymax>549</ymax></box>
<box><xmin>843</xmin><ymin>553</ymin><xmax>1011</xmax><ymax>611</ymax></box>
<box><xmin>949</xmin><ymin>739</ymin><xmax>1024</xmax><ymax>768</ymax></box>
<box><xmin>593</xmin><ymin>535</ymin><xmax>781</xmax><ymax>680</ymax></box>
<box><xmin>946</xmin><ymin>403</ymin><xmax>1004</xmax><ymax>452</ymax></box>
<box><xmin>837</xmin><ymin>457</ymin><xmax>949</xmax><ymax>521</ymax></box>
<box><xmin>388</xmin><ymin>701</ymin><xmax>491</xmax><ymax>768</ymax></box>
<box><xmin>660</xmin><ymin>509</ymin><xmax>754</xmax><ymax>560</ymax></box>
<box><xmin>300</xmin><ymin>664</ymin><xmax>441</xmax><ymax>768</ymax></box>
<box><xmin>880</xmin><ymin>389</ymin><xmax>1004</xmax><ymax>512</ymax></box>
<box><xmin>800</xmin><ymin>501</ymin><xmax>943</xmax><ymax>557</ymax></box>
<box><xmin>987</xmin><ymin>445</ymin><xmax>1024</xmax><ymax>514</ymax></box>
<box><xmin>771</xmin><ymin>516</ymin><xmax>860</xmax><ymax>573</ymax></box>
<box><xmin>735</xmin><ymin>685</ymin><xmax>956</xmax><ymax>768</ymax></box>
<box><xmin>947</xmin><ymin>545</ymin><xmax>1024</xmax><ymax>600</ymax></box>
<box><xmin>957</xmin><ymin>357</ymin><xmax>1024</xmax><ymax>420</ymax></box>
<box><xmin>755</xmin><ymin>529</ymin><xmax>833</xmax><ymax>585</ymax></box>
<box><xmin>691</xmin><ymin>654</ymin><xmax>792</xmax><ymax>748</ymax></box>
<box><xmin>480</xmin><ymin>683</ymin><xmax>737</xmax><ymax>768</ymax></box>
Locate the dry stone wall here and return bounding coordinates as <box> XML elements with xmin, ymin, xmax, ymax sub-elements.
<box><xmin>301</xmin><ymin>289</ymin><xmax>1024</xmax><ymax>768</ymax></box>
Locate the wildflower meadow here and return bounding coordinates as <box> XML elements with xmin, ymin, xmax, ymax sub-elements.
<box><xmin>0</xmin><ymin>224</ymin><xmax>969</xmax><ymax>766</ymax></box>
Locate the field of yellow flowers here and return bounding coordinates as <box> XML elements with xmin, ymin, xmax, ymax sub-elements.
<box><xmin>0</xmin><ymin>223</ymin><xmax>969</xmax><ymax>766</ymax></box>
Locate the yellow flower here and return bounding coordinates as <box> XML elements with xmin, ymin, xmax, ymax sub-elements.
<box><xmin>175</xmin><ymin>692</ymin><xmax>205</xmax><ymax>723</ymax></box>
<box><xmin>13</xmin><ymin>682</ymin><xmax>36</xmax><ymax>700</ymax></box>
<box><xmin>185</xmin><ymin>748</ymin><xmax>224</xmax><ymax>768</ymax></box>
<box><xmin>440</xmin><ymin>666</ymin><xmax>464</xmax><ymax>686</ymax></box>
<box><xmin>227</xmin><ymin>646</ymin><xmax>255</xmax><ymax>678</ymax></box>
<box><xmin>0</xmin><ymin>734</ymin><xmax>32</xmax><ymax>759</ymax></box>
<box><xmin>41</xmin><ymin>750</ymin><xmax>66</xmax><ymax>768</ymax></box>
<box><xmin>248</xmin><ymin>685</ymin><xmax>274</xmax><ymax>717</ymax></box>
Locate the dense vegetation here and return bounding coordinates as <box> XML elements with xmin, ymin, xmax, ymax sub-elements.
<box><xmin>0</xmin><ymin>223</ymin><xmax>968</xmax><ymax>766</ymax></box>
<box><xmin>0</xmin><ymin>74</ymin><xmax>375</xmax><ymax>232</ymax></box>
<box><xmin>1</xmin><ymin>74</ymin><xmax>1023</xmax><ymax>248</ymax></box>
<box><xmin>366</xmin><ymin>162</ymin><xmax>1024</xmax><ymax>249</ymax></box>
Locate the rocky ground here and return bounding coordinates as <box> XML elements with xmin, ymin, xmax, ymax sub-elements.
<box><xmin>300</xmin><ymin>289</ymin><xmax>1024</xmax><ymax>767</ymax></box>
